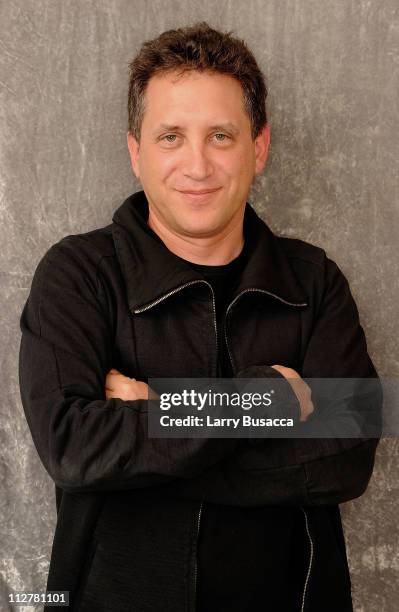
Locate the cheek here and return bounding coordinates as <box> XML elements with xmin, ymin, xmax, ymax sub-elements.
<box><xmin>238</xmin><ymin>148</ymin><xmax>255</xmax><ymax>172</ymax></box>
<box><xmin>221</xmin><ymin>149</ymin><xmax>252</xmax><ymax>176</ymax></box>
<box><xmin>140</xmin><ymin>150</ymin><xmax>176</xmax><ymax>178</ymax></box>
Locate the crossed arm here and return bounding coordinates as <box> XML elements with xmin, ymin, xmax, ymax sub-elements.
<box><xmin>104</xmin><ymin>366</ymin><xmax>314</xmax><ymax>421</ymax></box>
<box><xmin>18</xmin><ymin>239</ymin><xmax>381</xmax><ymax>506</ymax></box>
<box><xmin>103</xmin><ymin>366</ymin><xmax>380</xmax><ymax>508</ymax></box>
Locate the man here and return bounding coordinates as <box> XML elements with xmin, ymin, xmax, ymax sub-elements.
<box><xmin>19</xmin><ymin>22</ymin><xmax>381</xmax><ymax>611</ymax></box>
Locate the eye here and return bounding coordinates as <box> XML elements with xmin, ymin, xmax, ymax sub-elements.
<box><xmin>160</xmin><ymin>132</ymin><xmax>231</xmax><ymax>144</ymax></box>
<box><xmin>161</xmin><ymin>134</ymin><xmax>178</xmax><ymax>143</ymax></box>
<box><xmin>214</xmin><ymin>133</ymin><xmax>230</xmax><ymax>142</ymax></box>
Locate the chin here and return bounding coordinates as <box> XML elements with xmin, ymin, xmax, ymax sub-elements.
<box><xmin>175</xmin><ymin>212</ymin><xmax>221</xmax><ymax>235</ymax></box>
<box><xmin>179</xmin><ymin>222</ymin><xmax>222</xmax><ymax>238</ymax></box>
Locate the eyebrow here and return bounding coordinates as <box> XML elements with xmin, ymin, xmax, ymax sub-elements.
<box><xmin>152</xmin><ymin>122</ymin><xmax>240</xmax><ymax>136</ymax></box>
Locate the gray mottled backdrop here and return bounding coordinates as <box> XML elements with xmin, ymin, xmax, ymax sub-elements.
<box><xmin>1</xmin><ymin>1</ymin><xmax>398</xmax><ymax>610</ymax></box>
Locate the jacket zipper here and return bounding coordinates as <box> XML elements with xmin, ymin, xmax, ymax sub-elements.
<box><xmin>192</xmin><ymin>500</ymin><xmax>204</xmax><ymax>610</ymax></box>
<box><xmin>300</xmin><ymin>507</ymin><xmax>314</xmax><ymax>612</ymax></box>
<box><xmin>133</xmin><ymin>280</ymin><xmax>218</xmax><ymax>612</ymax></box>
<box><xmin>224</xmin><ymin>287</ymin><xmax>307</xmax><ymax>372</ymax></box>
<box><xmin>223</xmin><ymin>290</ymin><xmax>312</xmax><ymax>611</ymax></box>
<box><xmin>133</xmin><ymin>279</ymin><xmax>216</xmax><ymax>320</ymax></box>
<box><xmin>191</xmin><ymin>283</ymin><xmax>217</xmax><ymax>612</ymax></box>
<box><xmin>134</xmin><ymin>278</ymin><xmax>218</xmax><ymax>372</ymax></box>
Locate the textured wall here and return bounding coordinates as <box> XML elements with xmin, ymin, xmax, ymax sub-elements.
<box><xmin>1</xmin><ymin>1</ymin><xmax>398</xmax><ymax>610</ymax></box>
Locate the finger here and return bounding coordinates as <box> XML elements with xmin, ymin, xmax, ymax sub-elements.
<box><xmin>107</xmin><ymin>371</ymin><xmax>122</xmax><ymax>379</ymax></box>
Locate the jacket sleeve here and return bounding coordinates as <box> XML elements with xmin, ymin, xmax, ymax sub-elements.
<box><xmin>18</xmin><ymin>239</ymin><xmax>245</xmax><ymax>494</ymax></box>
<box><xmin>166</xmin><ymin>254</ymin><xmax>382</xmax><ymax>507</ymax></box>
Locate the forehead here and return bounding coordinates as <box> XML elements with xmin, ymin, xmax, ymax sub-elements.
<box><xmin>142</xmin><ymin>69</ymin><xmax>248</xmax><ymax>126</ymax></box>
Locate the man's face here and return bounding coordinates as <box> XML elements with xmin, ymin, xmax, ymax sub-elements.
<box><xmin>127</xmin><ymin>70</ymin><xmax>270</xmax><ymax>239</ymax></box>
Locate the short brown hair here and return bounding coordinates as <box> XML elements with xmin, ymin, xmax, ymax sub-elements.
<box><xmin>127</xmin><ymin>21</ymin><xmax>268</xmax><ymax>142</ymax></box>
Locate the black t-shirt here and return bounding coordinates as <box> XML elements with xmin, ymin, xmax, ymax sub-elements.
<box><xmin>186</xmin><ymin>241</ymin><xmax>248</xmax><ymax>377</ymax></box>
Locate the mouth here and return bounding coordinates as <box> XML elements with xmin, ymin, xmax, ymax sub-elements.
<box><xmin>177</xmin><ymin>187</ymin><xmax>221</xmax><ymax>202</ymax></box>
<box><xmin>178</xmin><ymin>188</ymin><xmax>221</xmax><ymax>195</ymax></box>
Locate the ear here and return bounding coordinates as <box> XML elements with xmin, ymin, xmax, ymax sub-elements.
<box><xmin>127</xmin><ymin>131</ymin><xmax>140</xmax><ymax>179</ymax></box>
<box><xmin>254</xmin><ymin>123</ymin><xmax>270</xmax><ymax>176</ymax></box>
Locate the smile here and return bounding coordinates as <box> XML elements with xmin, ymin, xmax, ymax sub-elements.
<box><xmin>177</xmin><ymin>187</ymin><xmax>221</xmax><ymax>201</ymax></box>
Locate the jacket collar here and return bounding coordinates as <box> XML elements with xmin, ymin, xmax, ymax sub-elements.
<box><xmin>111</xmin><ymin>189</ymin><xmax>308</xmax><ymax>313</ymax></box>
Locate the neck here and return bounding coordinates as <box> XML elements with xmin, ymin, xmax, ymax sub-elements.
<box><xmin>147</xmin><ymin>207</ymin><xmax>245</xmax><ymax>265</ymax></box>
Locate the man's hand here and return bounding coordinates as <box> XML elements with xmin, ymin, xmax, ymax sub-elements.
<box><xmin>105</xmin><ymin>368</ymin><xmax>149</xmax><ymax>401</ymax></box>
<box><xmin>271</xmin><ymin>365</ymin><xmax>314</xmax><ymax>422</ymax></box>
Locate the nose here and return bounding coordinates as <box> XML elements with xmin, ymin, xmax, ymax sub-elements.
<box><xmin>182</xmin><ymin>142</ymin><xmax>213</xmax><ymax>181</ymax></box>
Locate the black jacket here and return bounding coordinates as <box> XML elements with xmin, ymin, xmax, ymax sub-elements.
<box><xmin>18</xmin><ymin>189</ymin><xmax>382</xmax><ymax>611</ymax></box>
